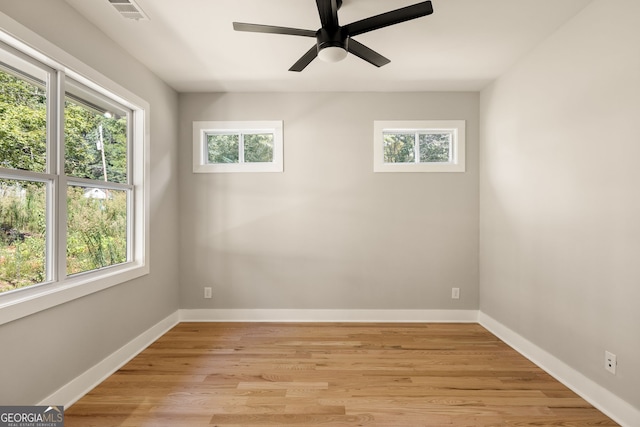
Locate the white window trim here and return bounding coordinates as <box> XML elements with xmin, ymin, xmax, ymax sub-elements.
<box><xmin>193</xmin><ymin>121</ymin><xmax>284</xmax><ymax>173</ymax></box>
<box><xmin>373</xmin><ymin>120</ymin><xmax>466</xmax><ymax>173</ymax></box>
<box><xmin>0</xmin><ymin>13</ymin><xmax>150</xmax><ymax>326</ymax></box>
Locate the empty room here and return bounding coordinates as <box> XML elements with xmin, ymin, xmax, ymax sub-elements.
<box><xmin>0</xmin><ymin>0</ymin><xmax>638</xmax><ymax>426</ymax></box>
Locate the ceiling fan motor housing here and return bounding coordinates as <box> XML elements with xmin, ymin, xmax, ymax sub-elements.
<box><xmin>316</xmin><ymin>27</ymin><xmax>348</xmax><ymax>53</ymax></box>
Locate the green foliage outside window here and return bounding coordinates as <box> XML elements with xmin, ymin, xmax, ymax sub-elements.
<box><xmin>244</xmin><ymin>134</ymin><xmax>273</xmax><ymax>163</ymax></box>
<box><xmin>384</xmin><ymin>133</ymin><xmax>415</xmax><ymax>163</ymax></box>
<box><xmin>419</xmin><ymin>133</ymin><xmax>451</xmax><ymax>163</ymax></box>
<box><xmin>64</xmin><ymin>99</ymin><xmax>128</xmax><ymax>184</ymax></box>
<box><xmin>0</xmin><ymin>180</ymin><xmax>46</xmax><ymax>292</ymax></box>
<box><xmin>0</xmin><ymin>70</ymin><xmax>47</xmax><ymax>172</ymax></box>
<box><xmin>207</xmin><ymin>134</ymin><xmax>239</xmax><ymax>164</ymax></box>
<box><xmin>207</xmin><ymin>132</ymin><xmax>274</xmax><ymax>164</ymax></box>
<box><xmin>66</xmin><ymin>186</ymin><xmax>127</xmax><ymax>276</ymax></box>
<box><xmin>384</xmin><ymin>131</ymin><xmax>451</xmax><ymax>164</ymax></box>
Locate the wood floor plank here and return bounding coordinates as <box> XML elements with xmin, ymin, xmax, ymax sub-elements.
<box><xmin>64</xmin><ymin>323</ymin><xmax>619</xmax><ymax>426</ymax></box>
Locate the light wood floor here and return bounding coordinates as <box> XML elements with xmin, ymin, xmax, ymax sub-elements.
<box><xmin>65</xmin><ymin>322</ymin><xmax>618</xmax><ymax>426</ymax></box>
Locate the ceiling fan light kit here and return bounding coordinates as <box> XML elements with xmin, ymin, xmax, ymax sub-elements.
<box><xmin>233</xmin><ymin>0</ymin><xmax>434</xmax><ymax>72</ymax></box>
<box><xmin>318</xmin><ymin>46</ymin><xmax>348</xmax><ymax>63</ymax></box>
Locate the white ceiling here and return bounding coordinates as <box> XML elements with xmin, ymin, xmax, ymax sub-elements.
<box><xmin>63</xmin><ymin>0</ymin><xmax>593</xmax><ymax>93</ymax></box>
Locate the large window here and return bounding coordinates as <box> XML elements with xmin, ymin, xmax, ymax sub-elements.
<box><xmin>373</xmin><ymin>120</ymin><xmax>466</xmax><ymax>173</ymax></box>
<box><xmin>0</xmin><ymin>32</ymin><xmax>148</xmax><ymax>323</ymax></box>
<box><xmin>193</xmin><ymin>121</ymin><xmax>283</xmax><ymax>173</ymax></box>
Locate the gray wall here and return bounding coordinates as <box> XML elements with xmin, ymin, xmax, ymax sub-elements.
<box><xmin>480</xmin><ymin>0</ymin><xmax>640</xmax><ymax>409</ymax></box>
<box><xmin>179</xmin><ymin>92</ymin><xmax>479</xmax><ymax>310</ymax></box>
<box><xmin>0</xmin><ymin>1</ymin><xmax>180</xmax><ymax>404</ymax></box>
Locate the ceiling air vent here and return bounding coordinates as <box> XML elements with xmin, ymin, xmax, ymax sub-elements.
<box><xmin>108</xmin><ymin>0</ymin><xmax>148</xmax><ymax>21</ymax></box>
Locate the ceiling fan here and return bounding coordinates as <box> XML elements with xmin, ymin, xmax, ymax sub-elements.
<box><xmin>233</xmin><ymin>0</ymin><xmax>434</xmax><ymax>72</ymax></box>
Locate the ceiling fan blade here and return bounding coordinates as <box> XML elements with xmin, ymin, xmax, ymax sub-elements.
<box><xmin>347</xmin><ymin>39</ymin><xmax>390</xmax><ymax>67</ymax></box>
<box><xmin>344</xmin><ymin>1</ymin><xmax>433</xmax><ymax>37</ymax></box>
<box><xmin>316</xmin><ymin>0</ymin><xmax>339</xmax><ymax>28</ymax></box>
<box><xmin>233</xmin><ymin>22</ymin><xmax>316</xmax><ymax>37</ymax></box>
<box><xmin>289</xmin><ymin>45</ymin><xmax>319</xmax><ymax>72</ymax></box>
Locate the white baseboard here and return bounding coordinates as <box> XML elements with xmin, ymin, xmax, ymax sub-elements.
<box><xmin>179</xmin><ymin>308</ymin><xmax>479</xmax><ymax>323</ymax></box>
<box><xmin>478</xmin><ymin>311</ymin><xmax>639</xmax><ymax>427</ymax></box>
<box><xmin>39</xmin><ymin>311</ymin><xmax>180</xmax><ymax>409</ymax></box>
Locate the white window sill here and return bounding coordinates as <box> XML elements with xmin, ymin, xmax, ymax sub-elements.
<box><xmin>0</xmin><ymin>263</ymin><xmax>148</xmax><ymax>326</ymax></box>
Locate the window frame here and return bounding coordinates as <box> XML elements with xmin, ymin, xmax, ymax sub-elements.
<box><xmin>0</xmin><ymin>20</ymin><xmax>149</xmax><ymax>326</ymax></box>
<box><xmin>193</xmin><ymin>121</ymin><xmax>284</xmax><ymax>173</ymax></box>
<box><xmin>373</xmin><ymin>120</ymin><xmax>466</xmax><ymax>173</ymax></box>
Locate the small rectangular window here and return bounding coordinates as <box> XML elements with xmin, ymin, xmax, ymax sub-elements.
<box><xmin>374</xmin><ymin>120</ymin><xmax>465</xmax><ymax>173</ymax></box>
<box><xmin>193</xmin><ymin>121</ymin><xmax>283</xmax><ymax>173</ymax></box>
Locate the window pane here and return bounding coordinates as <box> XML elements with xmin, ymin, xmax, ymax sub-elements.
<box><xmin>383</xmin><ymin>133</ymin><xmax>415</xmax><ymax>163</ymax></box>
<box><xmin>207</xmin><ymin>133</ymin><xmax>239</xmax><ymax>164</ymax></box>
<box><xmin>67</xmin><ymin>185</ymin><xmax>127</xmax><ymax>275</ymax></box>
<box><xmin>64</xmin><ymin>97</ymin><xmax>128</xmax><ymax>184</ymax></box>
<box><xmin>0</xmin><ymin>179</ymin><xmax>46</xmax><ymax>293</ymax></box>
<box><xmin>419</xmin><ymin>132</ymin><xmax>451</xmax><ymax>163</ymax></box>
<box><xmin>244</xmin><ymin>133</ymin><xmax>274</xmax><ymax>163</ymax></box>
<box><xmin>0</xmin><ymin>65</ymin><xmax>47</xmax><ymax>173</ymax></box>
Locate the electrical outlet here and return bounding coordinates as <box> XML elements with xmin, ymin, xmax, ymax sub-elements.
<box><xmin>451</xmin><ymin>288</ymin><xmax>460</xmax><ymax>299</ymax></box>
<box><xmin>605</xmin><ymin>351</ymin><xmax>616</xmax><ymax>375</ymax></box>
<box><xmin>204</xmin><ymin>287</ymin><xmax>212</xmax><ymax>299</ymax></box>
